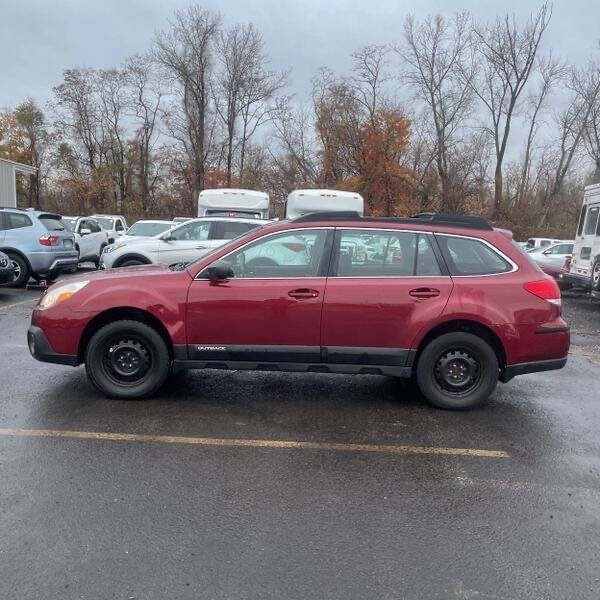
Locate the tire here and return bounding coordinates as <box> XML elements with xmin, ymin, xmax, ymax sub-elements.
<box><xmin>592</xmin><ymin>258</ymin><xmax>600</xmax><ymax>292</ymax></box>
<box><xmin>117</xmin><ymin>258</ymin><xmax>148</xmax><ymax>268</ymax></box>
<box><xmin>415</xmin><ymin>332</ymin><xmax>499</xmax><ymax>410</ymax></box>
<box><xmin>5</xmin><ymin>253</ymin><xmax>29</xmax><ymax>288</ymax></box>
<box><xmin>84</xmin><ymin>320</ymin><xmax>170</xmax><ymax>399</ymax></box>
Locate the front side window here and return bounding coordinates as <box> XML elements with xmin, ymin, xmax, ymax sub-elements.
<box><xmin>116</xmin><ymin>220</ymin><xmax>125</xmax><ymax>231</ymax></box>
<box><xmin>6</xmin><ymin>212</ymin><xmax>33</xmax><ymax>230</ymax></box>
<box><xmin>585</xmin><ymin>206</ymin><xmax>599</xmax><ymax>236</ymax></box>
<box><xmin>437</xmin><ymin>235</ymin><xmax>513</xmax><ymax>276</ymax></box>
<box><xmin>96</xmin><ymin>217</ymin><xmax>114</xmax><ymax>230</ymax></box>
<box><xmin>221</xmin><ymin>229</ymin><xmax>328</xmax><ymax>278</ymax></box>
<box><xmin>170</xmin><ymin>221</ymin><xmax>211</xmax><ymax>241</ymax></box>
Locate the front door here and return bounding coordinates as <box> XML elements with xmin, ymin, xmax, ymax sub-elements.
<box><xmin>158</xmin><ymin>220</ymin><xmax>214</xmax><ymax>265</ymax></box>
<box><xmin>186</xmin><ymin>228</ymin><xmax>332</xmax><ymax>363</ymax></box>
<box><xmin>321</xmin><ymin>228</ymin><xmax>453</xmax><ymax>367</ymax></box>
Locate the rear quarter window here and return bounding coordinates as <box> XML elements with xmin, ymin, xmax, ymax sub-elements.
<box><xmin>437</xmin><ymin>235</ymin><xmax>513</xmax><ymax>276</ymax></box>
<box><xmin>4</xmin><ymin>212</ymin><xmax>33</xmax><ymax>230</ymax></box>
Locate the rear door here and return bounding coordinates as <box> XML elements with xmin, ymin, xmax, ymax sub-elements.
<box><xmin>321</xmin><ymin>228</ymin><xmax>453</xmax><ymax>369</ymax></box>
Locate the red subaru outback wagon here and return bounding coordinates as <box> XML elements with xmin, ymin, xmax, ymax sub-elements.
<box><xmin>28</xmin><ymin>212</ymin><xmax>569</xmax><ymax>410</ymax></box>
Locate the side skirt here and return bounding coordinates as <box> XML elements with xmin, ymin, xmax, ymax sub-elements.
<box><xmin>172</xmin><ymin>359</ymin><xmax>412</xmax><ymax>378</ymax></box>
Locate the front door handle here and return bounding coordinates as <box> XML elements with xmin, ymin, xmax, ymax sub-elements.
<box><xmin>195</xmin><ymin>245</ymin><xmax>208</xmax><ymax>250</ymax></box>
<box><xmin>288</xmin><ymin>288</ymin><xmax>320</xmax><ymax>300</ymax></box>
<box><xmin>409</xmin><ymin>287</ymin><xmax>440</xmax><ymax>299</ymax></box>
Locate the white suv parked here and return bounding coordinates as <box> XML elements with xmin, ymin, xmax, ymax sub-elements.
<box><xmin>62</xmin><ymin>216</ymin><xmax>110</xmax><ymax>267</ymax></box>
<box><xmin>100</xmin><ymin>217</ymin><xmax>269</xmax><ymax>269</ymax></box>
<box><xmin>91</xmin><ymin>214</ymin><xmax>128</xmax><ymax>244</ymax></box>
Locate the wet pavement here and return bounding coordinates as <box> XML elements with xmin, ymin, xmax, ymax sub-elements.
<box><xmin>1</xmin><ymin>282</ymin><xmax>599</xmax><ymax>599</ymax></box>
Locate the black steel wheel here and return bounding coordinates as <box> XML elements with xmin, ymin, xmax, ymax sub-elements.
<box><xmin>85</xmin><ymin>320</ymin><xmax>170</xmax><ymax>399</ymax></box>
<box><xmin>416</xmin><ymin>332</ymin><xmax>499</xmax><ymax>410</ymax></box>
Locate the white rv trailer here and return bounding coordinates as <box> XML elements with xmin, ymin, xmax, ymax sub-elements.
<box><xmin>198</xmin><ymin>188</ymin><xmax>270</xmax><ymax>219</ymax></box>
<box><xmin>564</xmin><ymin>182</ymin><xmax>600</xmax><ymax>295</ymax></box>
<box><xmin>285</xmin><ymin>189</ymin><xmax>364</xmax><ymax>219</ymax></box>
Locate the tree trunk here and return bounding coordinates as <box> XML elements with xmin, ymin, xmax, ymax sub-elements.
<box><xmin>493</xmin><ymin>164</ymin><xmax>503</xmax><ymax>218</ymax></box>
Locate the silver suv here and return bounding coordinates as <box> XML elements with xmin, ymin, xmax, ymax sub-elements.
<box><xmin>100</xmin><ymin>217</ymin><xmax>269</xmax><ymax>268</ymax></box>
<box><xmin>0</xmin><ymin>208</ymin><xmax>78</xmax><ymax>287</ymax></box>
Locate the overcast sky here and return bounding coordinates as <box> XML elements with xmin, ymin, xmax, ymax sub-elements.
<box><xmin>1</xmin><ymin>0</ymin><xmax>598</xmax><ymax>109</ymax></box>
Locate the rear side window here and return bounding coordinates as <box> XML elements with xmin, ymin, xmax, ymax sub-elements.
<box><xmin>5</xmin><ymin>212</ymin><xmax>33</xmax><ymax>229</ymax></box>
<box><xmin>219</xmin><ymin>221</ymin><xmax>256</xmax><ymax>240</ymax></box>
<box><xmin>39</xmin><ymin>217</ymin><xmax>65</xmax><ymax>231</ymax></box>
<box><xmin>585</xmin><ymin>206</ymin><xmax>599</xmax><ymax>236</ymax></box>
<box><xmin>333</xmin><ymin>230</ymin><xmax>441</xmax><ymax>277</ymax></box>
<box><xmin>437</xmin><ymin>235</ymin><xmax>513</xmax><ymax>276</ymax></box>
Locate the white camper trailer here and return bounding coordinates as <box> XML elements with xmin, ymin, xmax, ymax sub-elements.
<box><xmin>565</xmin><ymin>183</ymin><xmax>600</xmax><ymax>295</ymax></box>
<box><xmin>198</xmin><ymin>188</ymin><xmax>270</xmax><ymax>219</ymax></box>
<box><xmin>285</xmin><ymin>189</ymin><xmax>364</xmax><ymax>219</ymax></box>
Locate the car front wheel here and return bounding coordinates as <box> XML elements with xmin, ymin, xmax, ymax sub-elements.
<box><xmin>84</xmin><ymin>320</ymin><xmax>170</xmax><ymax>399</ymax></box>
<box><xmin>415</xmin><ymin>332</ymin><xmax>499</xmax><ymax>410</ymax></box>
<box><xmin>592</xmin><ymin>258</ymin><xmax>600</xmax><ymax>292</ymax></box>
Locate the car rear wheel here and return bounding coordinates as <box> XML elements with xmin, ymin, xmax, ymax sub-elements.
<box><xmin>6</xmin><ymin>253</ymin><xmax>29</xmax><ymax>288</ymax></box>
<box><xmin>85</xmin><ymin>320</ymin><xmax>170</xmax><ymax>399</ymax></box>
<box><xmin>415</xmin><ymin>332</ymin><xmax>499</xmax><ymax>410</ymax></box>
<box><xmin>118</xmin><ymin>258</ymin><xmax>147</xmax><ymax>268</ymax></box>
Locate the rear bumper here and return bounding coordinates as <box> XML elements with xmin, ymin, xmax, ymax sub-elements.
<box><xmin>27</xmin><ymin>325</ymin><xmax>79</xmax><ymax>366</ymax></box>
<box><xmin>500</xmin><ymin>356</ymin><xmax>568</xmax><ymax>383</ymax></box>
<box><xmin>28</xmin><ymin>251</ymin><xmax>79</xmax><ymax>276</ymax></box>
<box><xmin>562</xmin><ymin>271</ymin><xmax>591</xmax><ymax>289</ymax></box>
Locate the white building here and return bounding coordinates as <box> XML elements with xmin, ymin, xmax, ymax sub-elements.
<box><xmin>0</xmin><ymin>158</ymin><xmax>37</xmax><ymax>207</ymax></box>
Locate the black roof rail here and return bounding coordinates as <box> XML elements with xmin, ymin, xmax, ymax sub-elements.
<box><xmin>292</xmin><ymin>211</ymin><xmax>493</xmax><ymax>231</ymax></box>
<box><xmin>293</xmin><ymin>211</ymin><xmax>361</xmax><ymax>222</ymax></box>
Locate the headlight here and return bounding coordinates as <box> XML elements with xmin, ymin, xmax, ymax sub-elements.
<box><xmin>39</xmin><ymin>280</ymin><xmax>89</xmax><ymax>309</ymax></box>
<box><xmin>103</xmin><ymin>243</ymin><xmax>125</xmax><ymax>254</ymax></box>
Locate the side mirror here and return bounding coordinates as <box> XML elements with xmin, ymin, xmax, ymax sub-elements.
<box><xmin>162</xmin><ymin>233</ymin><xmax>174</xmax><ymax>242</ymax></box>
<box><xmin>202</xmin><ymin>260</ymin><xmax>234</xmax><ymax>281</ymax></box>
<box><xmin>80</xmin><ymin>228</ymin><xmax>92</xmax><ymax>236</ymax></box>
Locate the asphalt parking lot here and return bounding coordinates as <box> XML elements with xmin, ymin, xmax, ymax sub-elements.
<box><xmin>1</xmin><ymin>280</ymin><xmax>599</xmax><ymax>600</ymax></box>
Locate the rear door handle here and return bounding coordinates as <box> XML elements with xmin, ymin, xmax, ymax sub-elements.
<box><xmin>409</xmin><ymin>287</ymin><xmax>440</xmax><ymax>299</ymax></box>
<box><xmin>288</xmin><ymin>288</ymin><xmax>320</xmax><ymax>300</ymax></box>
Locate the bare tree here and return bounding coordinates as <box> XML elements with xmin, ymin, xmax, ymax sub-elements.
<box><xmin>154</xmin><ymin>6</ymin><xmax>221</xmax><ymax>201</ymax></box>
<box><xmin>350</xmin><ymin>45</ymin><xmax>390</xmax><ymax>123</ymax></box>
<box><xmin>582</xmin><ymin>56</ymin><xmax>600</xmax><ymax>180</ymax></box>
<box><xmin>125</xmin><ymin>54</ymin><xmax>163</xmax><ymax>214</ymax></box>
<box><xmin>98</xmin><ymin>68</ymin><xmax>128</xmax><ymax>210</ymax></box>
<box><xmin>471</xmin><ymin>3</ymin><xmax>551</xmax><ymax>217</ymax></box>
<box><xmin>400</xmin><ymin>12</ymin><xmax>474</xmax><ymax>212</ymax></box>
<box><xmin>516</xmin><ymin>55</ymin><xmax>565</xmax><ymax>205</ymax></box>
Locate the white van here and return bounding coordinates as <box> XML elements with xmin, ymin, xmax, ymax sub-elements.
<box><xmin>285</xmin><ymin>189</ymin><xmax>364</xmax><ymax>219</ymax></box>
<box><xmin>198</xmin><ymin>188</ymin><xmax>270</xmax><ymax>219</ymax></box>
<box><xmin>565</xmin><ymin>183</ymin><xmax>600</xmax><ymax>294</ymax></box>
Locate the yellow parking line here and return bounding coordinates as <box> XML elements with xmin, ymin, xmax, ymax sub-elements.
<box><xmin>0</xmin><ymin>427</ymin><xmax>509</xmax><ymax>458</ymax></box>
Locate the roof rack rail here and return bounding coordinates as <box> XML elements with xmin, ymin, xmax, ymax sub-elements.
<box><xmin>0</xmin><ymin>206</ymin><xmax>29</xmax><ymax>211</ymax></box>
<box><xmin>292</xmin><ymin>211</ymin><xmax>493</xmax><ymax>231</ymax></box>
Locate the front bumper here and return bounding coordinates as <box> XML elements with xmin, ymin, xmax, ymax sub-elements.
<box><xmin>500</xmin><ymin>356</ymin><xmax>568</xmax><ymax>383</ymax></box>
<box><xmin>27</xmin><ymin>325</ymin><xmax>79</xmax><ymax>366</ymax></box>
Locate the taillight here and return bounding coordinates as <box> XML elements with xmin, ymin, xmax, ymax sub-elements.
<box><xmin>524</xmin><ymin>279</ymin><xmax>561</xmax><ymax>306</ymax></box>
<box><xmin>39</xmin><ymin>234</ymin><xmax>60</xmax><ymax>247</ymax></box>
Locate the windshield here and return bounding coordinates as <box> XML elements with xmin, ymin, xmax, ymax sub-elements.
<box><xmin>96</xmin><ymin>217</ymin><xmax>114</xmax><ymax>230</ymax></box>
<box><xmin>127</xmin><ymin>222</ymin><xmax>174</xmax><ymax>237</ymax></box>
<box><xmin>61</xmin><ymin>218</ymin><xmax>76</xmax><ymax>231</ymax></box>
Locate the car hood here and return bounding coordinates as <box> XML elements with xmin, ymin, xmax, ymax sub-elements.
<box><xmin>53</xmin><ymin>263</ymin><xmax>182</xmax><ymax>285</ymax></box>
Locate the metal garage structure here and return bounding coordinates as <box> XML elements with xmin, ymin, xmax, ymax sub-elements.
<box><xmin>0</xmin><ymin>158</ymin><xmax>37</xmax><ymax>207</ymax></box>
